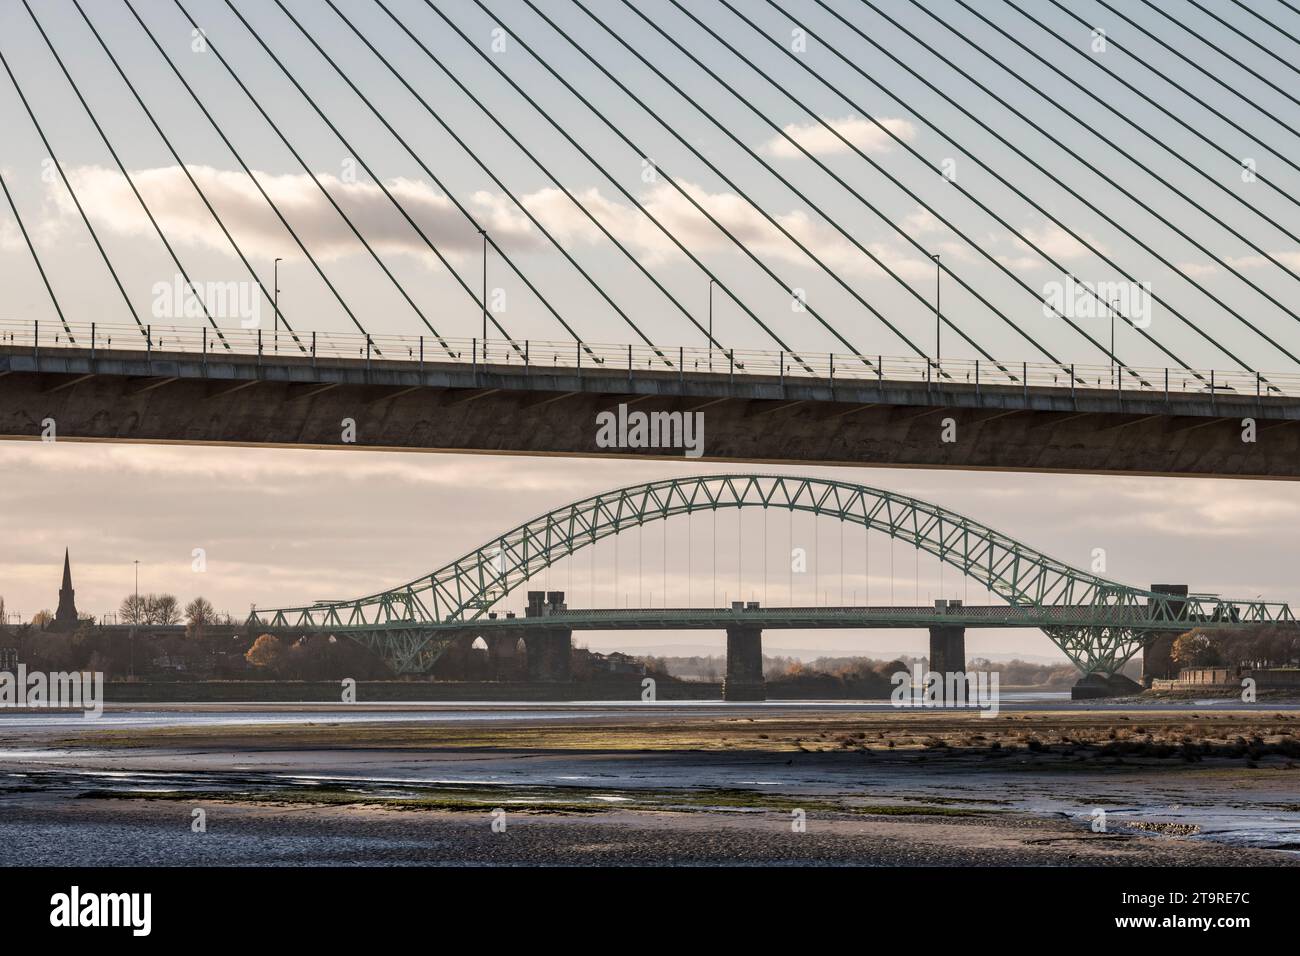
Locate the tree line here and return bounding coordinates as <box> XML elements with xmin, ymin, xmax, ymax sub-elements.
<box><xmin>1171</xmin><ymin>624</ymin><xmax>1300</xmax><ymax>670</ymax></box>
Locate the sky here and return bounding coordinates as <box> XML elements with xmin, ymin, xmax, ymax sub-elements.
<box><xmin>2</xmin><ymin>0</ymin><xmax>1300</xmax><ymax>661</ymax></box>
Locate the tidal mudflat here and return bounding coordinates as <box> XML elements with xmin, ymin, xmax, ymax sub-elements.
<box><xmin>2</xmin><ymin>702</ymin><xmax>1298</xmax><ymax>865</ymax></box>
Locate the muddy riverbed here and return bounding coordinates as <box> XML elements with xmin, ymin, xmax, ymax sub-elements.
<box><xmin>2</xmin><ymin>702</ymin><xmax>1298</xmax><ymax>865</ymax></box>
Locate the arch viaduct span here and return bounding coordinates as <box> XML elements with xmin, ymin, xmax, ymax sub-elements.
<box><xmin>246</xmin><ymin>475</ymin><xmax>1293</xmax><ymax>700</ymax></box>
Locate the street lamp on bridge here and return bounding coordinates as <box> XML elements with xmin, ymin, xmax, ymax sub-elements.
<box><xmin>478</xmin><ymin>227</ymin><xmax>488</xmax><ymax>346</ymax></box>
<box><xmin>932</xmin><ymin>253</ymin><xmax>942</xmax><ymax>374</ymax></box>
<box><xmin>132</xmin><ymin>559</ymin><xmax>139</xmax><ymax>678</ymax></box>
<box><xmin>273</xmin><ymin>257</ymin><xmax>282</xmax><ymax>354</ymax></box>
<box><xmin>708</xmin><ymin>277</ymin><xmax>716</xmax><ymax>371</ymax></box>
<box><xmin>1110</xmin><ymin>295</ymin><xmax>1119</xmax><ymax>387</ymax></box>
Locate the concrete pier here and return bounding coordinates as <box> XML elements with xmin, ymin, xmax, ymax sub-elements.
<box><xmin>928</xmin><ymin>599</ymin><xmax>969</xmax><ymax>703</ymax></box>
<box><xmin>523</xmin><ymin>590</ymin><xmax>572</xmax><ymax>682</ymax></box>
<box><xmin>928</xmin><ymin>620</ymin><xmax>967</xmax><ymax>676</ymax></box>
<box><xmin>524</xmin><ymin>628</ymin><xmax>572</xmax><ymax>682</ymax></box>
<box><xmin>723</xmin><ymin>624</ymin><xmax>766</xmax><ymax>702</ymax></box>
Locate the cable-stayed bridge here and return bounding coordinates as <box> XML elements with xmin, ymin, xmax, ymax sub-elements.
<box><xmin>3</xmin><ymin>1</ymin><xmax>1300</xmax><ymax>474</ymax></box>
<box><xmin>3</xmin><ymin>318</ymin><xmax>1300</xmax><ymax>475</ymax></box>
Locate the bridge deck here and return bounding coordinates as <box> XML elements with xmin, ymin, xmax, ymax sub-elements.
<box><xmin>249</xmin><ymin>604</ymin><xmax>1261</xmax><ymax>633</ymax></box>
<box><xmin>5</xmin><ymin>323</ymin><xmax>1300</xmax><ymax>477</ymax></box>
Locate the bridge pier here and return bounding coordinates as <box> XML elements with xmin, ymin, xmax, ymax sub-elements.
<box><xmin>723</xmin><ymin>624</ymin><xmax>766</xmax><ymax>702</ymax></box>
<box><xmin>928</xmin><ymin>624</ymin><xmax>966</xmax><ymax>676</ymax></box>
<box><xmin>522</xmin><ymin>590</ymin><xmax>572</xmax><ymax>682</ymax></box>
<box><xmin>929</xmin><ymin>615</ymin><xmax>967</xmax><ymax>704</ymax></box>
<box><xmin>525</xmin><ymin>627</ymin><xmax>572</xmax><ymax>682</ymax></box>
<box><xmin>487</xmin><ymin>634</ymin><xmax>525</xmax><ymax>679</ymax></box>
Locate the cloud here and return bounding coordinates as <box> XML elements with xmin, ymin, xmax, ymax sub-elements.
<box><xmin>41</xmin><ymin>165</ymin><xmax>943</xmax><ymax>281</ymax></box>
<box><xmin>902</xmin><ymin>208</ymin><xmax>946</xmax><ymax>235</ymax></box>
<box><xmin>1224</xmin><ymin>251</ymin><xmax>1300</xmax><ymax>270</ymax></box>
<box><xmin>33</xmin><ymin>165</ymin><xmax>1157</xmax><ymax>291</ymax></box>
<box><xmin>987</xmin><ymin>224</ymin><xmax>1106</xmax><ymax>271</ymax></box>
<box><xmin>1173</xmin><ymin>251</ymin><xmax>1300</xmax><ymax>277</ymax></box>
<box><xmin>761</xmin><ymin>116</ymin><xmax>917</xmax><ymax>158</ymax></box>
<box><xmin>53</xmin><ymin>164</ymin><xmax>545</xmax><ymax>266</ymax></box>
<box><xmin>993</xmin><ymin>254</ymin><xmax>1042</xmax><ymax>271</ymax></box>
<box><xmin>0</xmin><ymin>216</ymin><xmax>21</xmax><ymax>253</ymax></box>
<box><xmin>1</xmin><ymin>166</ymin><xmax>70</xmax><ymax>251</ymax></box>
<box><xmin>1108</xmin><ymin>481</ymin><xmax>1300</xmax><ymax>539</ymax></box>
<box><xmin>1017</xmin><ymin>224</ymin><xmax>1105</xmax><ymax>262</ymax></box>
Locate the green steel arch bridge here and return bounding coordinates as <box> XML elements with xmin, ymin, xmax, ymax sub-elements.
<box><xmin>248</xmin><ymin>474</ymin><xmax>1293</xmax><ymax>678</ymax></box>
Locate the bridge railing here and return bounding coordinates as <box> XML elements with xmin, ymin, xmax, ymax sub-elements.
<box><xmin>4</xmin><ymin>317</ymin><xmax>1299</xmax><ymax>400</ymax></box>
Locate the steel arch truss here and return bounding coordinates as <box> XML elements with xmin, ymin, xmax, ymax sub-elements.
<box><xmin>250</xmin><ymin>474</ymin><xmax>1292</xmax><ymax>674</ymax></box>
<box><xmin>344</xmin><ymin>628</ymin><xmax>458</xmax><ymax>675</ymax></box>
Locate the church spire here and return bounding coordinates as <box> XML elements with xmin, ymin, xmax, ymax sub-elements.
<box><xmin>54</xmin><ymin>549</ymin><xmax>78</xmax><ymax>632</ymax></box>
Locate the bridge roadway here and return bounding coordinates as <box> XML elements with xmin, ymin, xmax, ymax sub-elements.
<box><xmin>94</xmin><ymin>602</ymin><xmax>1210</xmax><ymax>638</ymax></box>
<box><xmin>101</xmin><ymin>601</ymin><xmax>1261</xmax><ymax>701</ymax></box>
<box><xmin>251</xmin><ymin>598</ymin><xmax>1269</xmax><ymax>699</ymax></box>
<box><xmin>4</xmin><ymin>324</ymin><xmax>1300</xmax><ymax>478</ymax></box>
<box><xmin>307</xmin><ymin>603</ymin><xmax>1243</xmax><ymax>633</ymax></box>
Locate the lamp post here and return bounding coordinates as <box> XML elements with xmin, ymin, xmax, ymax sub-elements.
<box><xmin>132</xmin><ymin>559</ymin><xmax>139</xmax><ymax>678</ymax></box>
<box><xmin>933</xmin><ymin>253</ymin><xmax>942</xmax><ymax>375</ymax></box>
<box><xmin>708</xmin><ymin>278</ymin><xmax>715</xmax><ymax>371</ymax></box>
<box><xmin>273</xmin><ymin>257</ymin><xmax>282</xmax><ymax>353</ymax></box>
<box><xmin>1111</xmin><ymin>296</ymin><xmax>1118</xmax><ymax>387</ymax></box>
<box><xmin>478</xmin><ymin>228</ymin><xmax>488</xmax><ymax>349</ymax></box>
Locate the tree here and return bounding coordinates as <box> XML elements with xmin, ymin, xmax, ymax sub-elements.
<box><xmin>119</xmin><ymin>594</ymin><xmax>148</xmax><ymax>625</ymax></box>
<box><xmin>245</xmin><ymin>634</ymin><xmax>285</xmax><ymax>671</ymax></box>
<box><xmin>185</xmin><ymin>597</ymin><xmax>216</xmax><ymax>636</ymax></box>
<box><xmin>31</xmin><ymin>609</ymin><xmax>54</xmax><ymax>628</ymax></box>
<box><xmin>145</xmin><ymin>593</ymin><xmax>181</xmax><ymax>626</ymax></box>
<box><xmin>1171</xmin><ymin>629</ymin><xmax>1222</xmax><ymax>668</ymax></box>
<box><xmin>1220</xmin><ymin>624</ymin><xmax>1300</xmax><ymax>669</ymax></box>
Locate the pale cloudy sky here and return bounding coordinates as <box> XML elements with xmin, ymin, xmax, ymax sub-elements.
<box><xmin>2</xmin><ymin>438</ymin><xmax>1296</xmax><ymax>662</ymax></box>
